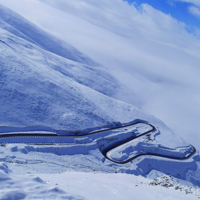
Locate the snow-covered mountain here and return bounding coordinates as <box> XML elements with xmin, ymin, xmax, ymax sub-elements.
<box><xmin>0</xmin><ymin>4</ymin><xmax>123</xmax><ymax>129</ymax></box>
<box><xmin>0</xmin><ymin>1</ymin><xmax>200</xmax><ymax>199</ymax></box>
<box><xmin>3</xmin><ymin>0</ymin><xmax>200</xmax><ymax>150</ymax></box>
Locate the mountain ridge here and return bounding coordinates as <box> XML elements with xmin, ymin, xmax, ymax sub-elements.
<box><xmin>0</xmin><ymin>4</ymin><xmax>98</xmax><ymax>66</ymax></box>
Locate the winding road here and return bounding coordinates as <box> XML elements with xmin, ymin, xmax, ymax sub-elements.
<box><xmin>0</xmin><ymin>120</ymin><xmax>196</xmax><ymax>164</ymax></box>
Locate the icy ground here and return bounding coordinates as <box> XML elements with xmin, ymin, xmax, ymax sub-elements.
<box><xmin>1</xmin><ymin>163</ymin><xmax>200</xmax><ymax>200</ymax></box>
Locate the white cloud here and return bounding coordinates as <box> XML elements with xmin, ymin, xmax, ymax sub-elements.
<box><xmin>167</xmin><ymin>0</ymin><xmax>176</xmax><ymax>6</ymax></box>
<box><xmin>173</xmin><ymin>0</ymin><xmax>200</xmax><ymax>18</ymax></box>
<box><xmin>195</xmin><ymin>27</ymin><xmax>200</xmax><ymax>37</ymax></box>
<box><xmin>188</xmin><ymin>5</ymin><xmax>200</xmax><ymax>18</ymax></box>
<box><xmin>176</xmin><ymin>0</ymin><xmax>200</xmax><ymax>7</ymax></box>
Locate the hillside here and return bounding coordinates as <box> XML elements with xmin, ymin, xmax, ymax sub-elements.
<box><xmin>0</xmin><ymin>2</ymin><xmax>200</xmax><ymax>199</ymax></box>
<box><xmin>4</xmin><ymin>0</ymin><xmax>200</xmax><ymax>149</ymax></box>
<box><xmin>0</xmin><ymin>4</ymin><xmax>125</xmax><ymax>130</ymax></box>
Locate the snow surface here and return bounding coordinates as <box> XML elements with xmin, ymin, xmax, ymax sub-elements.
<box><xmin>0</xmin><ymin>4</ymin><xmax>179</xmax><ymax>137</ymax></box>
<box><xmin>0</xmin><ymin>162</ymin><xmax>200</xmax><ymax>200</ymax></box>
<box><xmin>0</xmin><ymin>1</ymin><xmax>200</xmax><ymax>199</ymax></box>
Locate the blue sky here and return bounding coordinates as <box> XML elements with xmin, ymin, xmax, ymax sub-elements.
<box><xmin>125</xmin><ymin>0</ymin><xmax>200</xmax><ymax>36</ymax></box>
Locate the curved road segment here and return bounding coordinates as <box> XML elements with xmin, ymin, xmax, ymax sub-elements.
<box><xmin>0</xmin><ymin>120</ymin><xmax>196</xmax><ymax>163</ymax></box>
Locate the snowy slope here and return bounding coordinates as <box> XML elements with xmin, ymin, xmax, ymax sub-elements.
<box><xmin>0</xmin><ymin>4</ymin><xmax>123</xmax><ymax>129</ymax></box>
<box><xmin>3</xmin><ymin>0</ymin><xmax>200</xmax><ymax>150</ymax></box>
<box><xmin>0</xmin><ymin>1</ymin><xmax>200</xmax><ymax>199</ymax></box>
<box><xmin>1</xmin><ymin>165</ymin><xmax>200</xmax><ymax>200</ymax></box>
<box><xmin>0</xmin><ymin>3</ymin><xmax>97</xmax><ymax>66</ymax></box>
<box><xmin>0</xmin><ymin>4</ymin><xmax>186</xmax><ymax>135</ymax></box>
